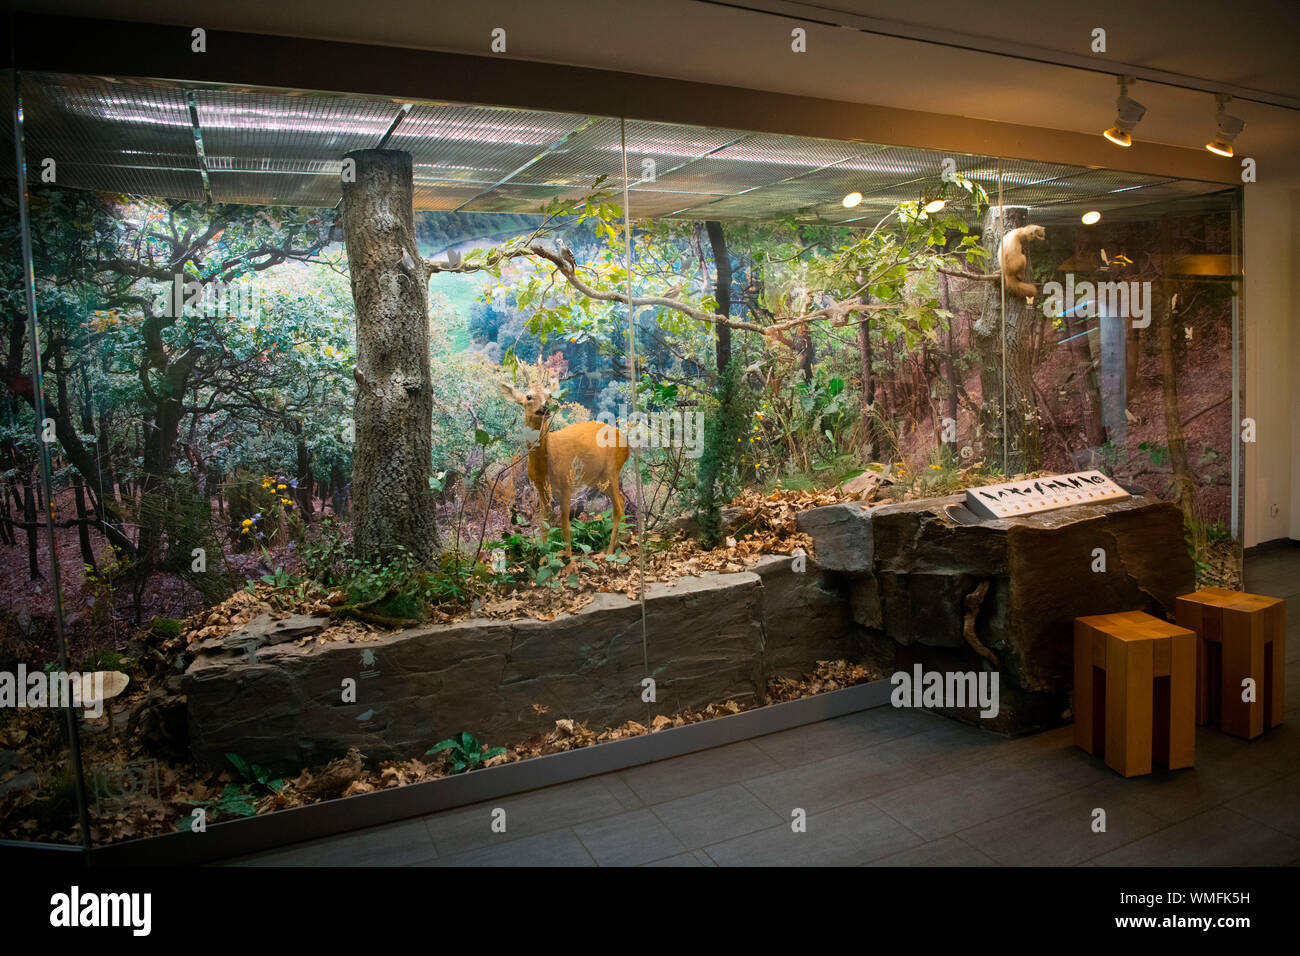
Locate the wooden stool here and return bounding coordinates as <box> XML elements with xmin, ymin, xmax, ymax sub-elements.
<box><xmin>1074</xmin><ymin>611</ymin><xmax>1196</xmax><ymax>777</ymax></box>
<box><xmin>1175</xmin><ymin>588</ymin><xmax>1286</xmax><ymax>739</ymax></box>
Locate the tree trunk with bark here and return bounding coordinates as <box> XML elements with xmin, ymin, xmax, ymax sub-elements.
<box><xmin>342</xmin><ymin>149</ymin><xmax>438</xmax><ymax>566</ymax></box>
<box><xmin>974</xmin><ymin>206</ymin><xmax>1043</xmax><ymax>473</ymax></box>
<box><xmin>704</xmin><ymin>221</ymin><xmax>732</xmax><ymax>375</ymax></box>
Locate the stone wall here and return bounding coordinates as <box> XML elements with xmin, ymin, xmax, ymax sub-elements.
<box><xmin>184</xmin><ymin>561</ymin><xmax>858</xmax><ymax>772</ymax></box>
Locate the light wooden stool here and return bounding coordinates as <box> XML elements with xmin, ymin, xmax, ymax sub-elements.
<box><xmin>1074</xmin><ymin>611</ymin><xmax>1196</xmax><ymax>777</ymax></box>
<box><xmin>1175</xmin><ymin>588</ymin><xmax>1286</xmax><ymax>739</ymax></box>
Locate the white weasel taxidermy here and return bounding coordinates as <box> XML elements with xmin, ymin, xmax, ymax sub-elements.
<box><xmin>999</xmin><ymin>224</ymin><xmax>1046</xmax><ymax>298</ymax></box>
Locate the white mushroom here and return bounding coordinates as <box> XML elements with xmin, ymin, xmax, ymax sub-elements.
<box><xmin>81</xmin><ymin>671</ymin><xmax>130</xmax><ymax>724</ymax></box>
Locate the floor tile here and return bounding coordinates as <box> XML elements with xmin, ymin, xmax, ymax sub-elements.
<box><xmin>617</xmin><ymin>740</ymin><xmax>781</xmax><ymax>805</ymax></box>
<box><xmin>651</xmin><ymin>783</ymin><xmax>783</xmax><ymax>847</ymax></box>
<box><xmin>427</xmin><ymin>828</ymin><xmax>596</xmax><ymax>866</ymax></box>
<box><xmin>228</xmin><ymin>817</ymin><xmax>436</xmax><ymax>866</ymax></box>
<box><xmin>641</xmin><ymin>851</ymin><xmax>705</xmax><ymax>867</ymax></box>
<box><xmin>870</xmin><ymin>755</ymin><xmax>1076</xmax><ymax>841</ymax></box>
<box><xmin>957</xmin><ymin>786</ymin><xmax>1165</xmax><ymax>866</ymax></box>
<box><xmin>422</xmin><ymin>776</ymin><xmax>622</xmax><ymax>856</ymax></box>
<box><xmin>573</xmin><ymin>808</ymin><xmax>687</xmax><ymax>866</ymax></box>
<box><xmin>1225</xmin><ymin>770</ymin><xmax>1300</xmax><ymax>838</ymax></box>
<box><xmin>866</xmin><ymin>835</ymin><xmax>998</xmax><ymax>867</ymax></box>
<box><xmin>704</xmin><ymin>799</ymin><xmax>922</xmax><ymax>866</ymax></box>
<box><xmin>1113</xmin><ymin>747</ymin><xmax>1287</xmax><ymax>824</ymax></box>
<box><xmin>596</xmin><ymin>773</ymin><xmax>644</xmax><ymax>811</ymax></box>
<box><xmin>1091</xmin><ymin>806</ymin><xmax>1300</xmax><ymax>866</ymax></box>
<box><xmin>749</xmin><ymin>707</ymin><xmax>932</xmax><ymax>768</ymax></box>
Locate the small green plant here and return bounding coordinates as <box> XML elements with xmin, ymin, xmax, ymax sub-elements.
<box><xmin>1138</xmin><ymin>441</ymin><xmax>1170</xmax><ymax>468</ymax></box>
<box><xmin>420</xmin><ymin>552</ymin><xmax>494</xmax><ymax>605</ymax></box>
<box><xmin>426</xmin><ymin>732</ymin><xmax>506</xmax><ymax>773</ymax></box>
<box><xmin>176</xmin><ymin>784</ymin><xmax>260</xmax><ymax>830</ymax></box>
<box><xmin>299</xmin><ymin>514</ymin><xmax>349</xmax><ymax>585</ymax></box>
<box><xmin>260</xmin><ymin>566</ymin><xmax>295</xmax><ymax>590</ymax></box>
<box><xmin>225</xmin><ymin>752</ymin><xmax>286</xmax><ymax>793</ymax></box>
<box><xmin>80</xmin><ymin>647</ymin><xmax>135</xmax><ymax>674</ymax></box>
<box><xmin>342</xmin><ymin>547</ymin><xmax>425</xmax><ymax>619</ymax></box>
<box><xmin>175</xmin><ymin>753</ymin><xmax>284</xmax><ymax>831</ymax></box>
<box><xmin>149</xmin><ymin>616</ymin><xmax>183</xmax><ymax>640</ymax></box>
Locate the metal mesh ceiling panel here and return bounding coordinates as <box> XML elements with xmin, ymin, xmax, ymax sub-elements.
<box><xmin>649</xmin><ymin>131</ymin><xmax>875</xmax><ymax>195</ymax></box>
<box><xmin>620</xmin><ymin>120</ymin><xmax>757</xmax><ymax>187</ymax></box>
<box><xmin>412</xmin><ymin>181</ymin><xmax>496</xmax><ymax>211</ymax></box>
<box><xmin>396</xmin><ymin>104</ymin><xmax>590</xmax><ymax>190</ymax></box>
<box><xmin>22</xmin><ymin>73</ymin><xmax>203</xmax><ymax>200</ymax></box>
<box><xmin>194</xmin><ymin>89</ymin><xmax>399</xmax><ymax>163</ymax></box>
<box><xmin>10</xmin><ymin>72</ymin><xmax>1232</xmax><ymax>226</ymax></box>
<box><xmin>194</xmin><ymin>88</ymin><xmax>400</xmax><ymax>205</ymax></box>
<box><xmin>461</xmin><ymin>183</ymin><xmax>587</xmax><ymax>213</ymax></box>
<box><xmin>625</xmin><ymin>189</ymin><xmax>735</xmax><ymax>218</ymax></box>
<box><xmin>509</xmin><ymin>116</ymin><xmax>628</xmax><ymax>188</ymax></box>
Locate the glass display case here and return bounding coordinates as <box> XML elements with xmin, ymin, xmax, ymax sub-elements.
<box><xmin>0</xmin><ymin>67</ymin><xmax>1243</xmax><ymax>849</ymax></box>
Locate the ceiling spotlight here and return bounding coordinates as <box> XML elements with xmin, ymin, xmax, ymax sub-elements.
<box><xmin>1206</xmin><ymin>94</ymin><xmax>1245</xmax><ymax>157</ymax></box>
<box><xmin>1103</xmin><ymin>76</ymin><xmax>1146</xmax><ymax>148</ymax></box>
<box><xmin>924</xmin><ymin>198</ymin><xmax>946</xmax><ymax>214</ymax></box>
<box><xmin>1081</xmin><ymin>210</ymin><xmax>1101</xmax><ymax>225</ymax></box>
<box><xmin>842</xmin><ymin>191</ymin><xmax>863</xmax><ymax>208</ymax></box>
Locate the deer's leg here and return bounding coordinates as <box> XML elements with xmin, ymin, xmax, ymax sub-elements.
<box><xmin>607</xmin><ymin>481</ymin><xmax>624</xmax><ymax>554</ymax></box>
<box><xmin>559</xmin><ymin>490</ymin><xmax>573</xmax><ymax>558</ymax></box>
<box><xmin>534</xmin><ymin>480</ymin><xmax>551</xmax><ymax>543</ymax></box>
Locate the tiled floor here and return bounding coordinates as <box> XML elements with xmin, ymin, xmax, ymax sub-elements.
<box><xmin>228</xmin><ymin>548</ymin><xmax>1300</xmax><ymax>867</ymax></box>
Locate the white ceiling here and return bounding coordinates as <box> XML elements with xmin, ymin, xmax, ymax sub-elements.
<box><xmin>12</xmin><ymin>0</ymin><xmax>1300</xmax><ymax>182</ymax></box>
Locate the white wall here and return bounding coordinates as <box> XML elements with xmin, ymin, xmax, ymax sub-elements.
<box><xmin>1243</xmin><ymin>186</ymin><xmax>1298</xmax><ymax>546</ymax></box>
<box><xmin>1292</xmin><ymin>191</ymin><xmax>1300</xmax><ymax>541</ymax></box>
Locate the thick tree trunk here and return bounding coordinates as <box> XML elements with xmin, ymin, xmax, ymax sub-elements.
<box><xmin>342</xmin><ymin>149</ymin><xmax>438</xmax><ymax>565</ymax></box>
<box><xmin>704</xmin><ymin>221</ymin><xmax>732</xmax><ymax>374</ymax></box>
<box><xmin>135</xmin><ymin>347</ymin><xmax>198</xmax><ymax>571</ymax></box>
<box><xmin>974</xmin><ymin>206</ymin><xmax>1043</xmax><ymax>473</ymax></box>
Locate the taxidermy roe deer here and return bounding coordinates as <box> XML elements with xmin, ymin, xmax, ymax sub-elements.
<box><xmin>497</xmin><ymin>366</ymin><xmax>629</xmax><ymax>556</ymax></box>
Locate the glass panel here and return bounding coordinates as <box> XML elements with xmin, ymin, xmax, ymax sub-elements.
<box><xmin>619</xmin><ymin>128</ymin><xmax>1001</xmax><ymax>724</ymax></box>
<box><xmin>0</xmin><ymin>69</ymin><xmax>90</xmax><ymax>848</ymax></box>
<box><xmin>1007</xmin><ymin>176</ymin><xmax>1244</xmax><ymax>585</ymax></box>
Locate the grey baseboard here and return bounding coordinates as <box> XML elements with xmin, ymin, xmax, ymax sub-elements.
<box><xmin>81</xmin><ymin>677</ymin><xmax>893</xmax><ymax>866</ymax></box>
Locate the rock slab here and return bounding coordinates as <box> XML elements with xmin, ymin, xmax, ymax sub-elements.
<box><xmin>186</xmin><ymin>572</ymin><xmax>774</xmax><ymax>771</ymax></box>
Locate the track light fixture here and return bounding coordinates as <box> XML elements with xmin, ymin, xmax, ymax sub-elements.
<box><xmin>1103</xmin><ymin>76</ymin><xmax>1146</xmax><ymax>148</ymax></box>
<box><xmin>1206</xmin><ymin>94</ymin><xmax>1245</xmax><ymax>157</ymax></box>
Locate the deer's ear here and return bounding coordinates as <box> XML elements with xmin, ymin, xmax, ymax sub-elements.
<box><xmin>496</xmin><ymin>380</ymin><xmax>524</xmax><ymax>404</ymax></box>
